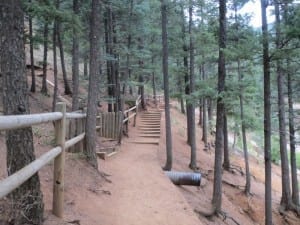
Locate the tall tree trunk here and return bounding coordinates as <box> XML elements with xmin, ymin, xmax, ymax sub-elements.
<box><xmin>287</xmin><ymin>61</ymin><xmax>299</xmax><ymax>206</ymax></box>
<box><xmin>188</xmin><ymin>1</ymin><xmax>197</xmax><ymax>169</ymax></box>
<box><xmin>104</xmin><ymin>7</ymin><xmax>113</xmax><ymax>112</ymax></box>
<box><xmin>52</xmin><ymin>16</ymin><xmax>58</xmax><ymax>112</ymax></box>
<box><xmin>199</xmin><ymin>98</ymin><xmax>203</xmax><ymax>126</ymax></box>
<box><xmin>180</xmin><ymin>4</ymin><xmax>190</xmax><ymax>145</ymax></box>
<box><xmin>84</xmin><ymin>55</ymin><xmax>88</xmax><ymax>77</ymax></box>
<box><xmin>72</xmin><ymin>0</ymin><xmax>80</xmax><ymax>111</ymax></box>
<box><xmin>238</xmin><ymin>60</ymin><xmax>251</xmax><ymax>195</ymax></box>
<box><xmin>0</xmin><ymin>2</ymin><xmax>44</xmax><ymax>224</ymax></box>
<box><xmin>212</xmin><ymin>0</ymin><xmax>226</xmax><ymax>213</ymax></box>
<box><xmin>123</xmin><ymin>0</ymin><xmax>134</xmax><ymax>95</ymax></box>
<box><xmin>112</xmin><ymin>12</ymin><xmax>121</xmax><ymax>112</ymax></box>
<box><xmin>161</xmin><ymin>0</ymin><xmax>172</xmax><ymax>170</ymax></box>
<box><xmin>223</xmin><ymin>113</ymin><xmax>230</xmax><ymax>170</ymax></box>
<box><xmin>261</xmin><ymin>0</ymin><xmax>272</xmax><ymax>223</ymax></box>
<box><xmin>137</xmin><ymin>37</ymin><xmax>145</xmax><ymax>110</ymax></box>
<box><xmin>275</xmin><ymin>1</ymin><xmax>292</xmax><ymax>211</ymax></box>
<box><xmin>201</xmin><ymin>63</ymin><xmax>208</xmax><ymax>150</ymax></box>
<box><xmin>85</xmin><ymin>0</ymin><xmax>102</xmax><ymax>168</ymax></box>
<box><xmin>152</xmin><ymin>55</ymin><xmax>157</xmax><ymax>105</ymax></box>
<box><xmin>29</xmin><ymin>8</ymin><xmax>36</xmax><ymax>93</ymax></box>
<box><xmin>41</xmin><ymin>20</ymin><xmax>48</xmax><ymax>95</ymax></box>
<box><xmin>57</xmin><ymin>22</ymin><xmax>72</xmax><ymax>95</ymax></box>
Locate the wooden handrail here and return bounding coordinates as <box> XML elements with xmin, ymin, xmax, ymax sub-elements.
<box><xmin>0</xmin><ymin>102</ymin><xmax>87</xmax><ymax>218</ymax></box>
<box><xmin>0</xmin><ymin>112</ymin><xmax>63</xmax><ymax>131</ymax></box>
<box><xmin>66</xmin><ymin>112</ymin><xmax>86</xmax><ymax>119</ymax></box>
<box><xmin>124</xmin><ymin>106</ymin><xmax>137</xmax><ymax>114</ymax></box>
<box><xmin>0</xmin><ymin>146</ymin><xmax>62</xmax><ymax>198</ymax></box>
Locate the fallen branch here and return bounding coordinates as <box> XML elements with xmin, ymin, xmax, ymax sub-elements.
<box><xmin>67</xmin><ymin>220</ymin><xmax>80</xmax><ymax>225</ymax></box>
<box><xmin>222</xmin><ymin>180</ymin><xmax>244</xmax><ymax>190</ymax></box>
<box><xmin>228</xmin><ymin>164</ymin><xmax>244</xmax><ymax>176</ymax></box>
<box><xmin>219</xmin><ymin>211</ymin><xmax>241</xmax><ymax>225</ymax></box>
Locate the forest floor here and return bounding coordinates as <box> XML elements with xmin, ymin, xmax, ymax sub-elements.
<box><xmin>0</xmin><ymin>67</ymin><xmax>300</xmax><ymax>225</ymax></box>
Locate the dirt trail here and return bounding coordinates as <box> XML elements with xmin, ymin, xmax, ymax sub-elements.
<box><xmin>94</xmin><ymin>109</ymin><xmax>201</xmax><ymax>225</ymax></box>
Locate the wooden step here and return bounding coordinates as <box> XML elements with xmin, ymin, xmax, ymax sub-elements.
<box><xmin>96</xmin><ymin>151</ymin><xmax>118</xmax><ymax>160</ymax></box>
<box><xmin>139</xmin><ymin>127</ymin><xmax>160</xmax><ymax>131</ymax></box>
<box><xmin>130</xmin><ymin>139</ymin><xmax>159</xmax><ymax>145</ymax></box>
<box><xmin>138</xmin><ymin>134</ymin><xmax>160</xmax><ymax>138</ymax></box>
<box><xmin>140</xmin><ymin>131</ymin><xmax>160</xmax><ymax>134</ymax></box>
<box><xmin>139</xmin><ymin>125</ymin><xmax>161</xmax><ymax>128</ymax></box>
<box><xmin>140</xmin><ymin>119</ymin><xmax>161</xmax><ymax>122</ymax></box>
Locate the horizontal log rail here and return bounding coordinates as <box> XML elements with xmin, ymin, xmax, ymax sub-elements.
<box><xmin>0</xmin><ymin>112</ymin><xmax>63</xmax><ymax>131</ymax></box>
<box><xmin>0</xmin><ymin>146</ymin><xmax>62</xmax><ymax>198</ymax></box>
<box><xmin>66</xmin><ymin>112</ymin><xmax>86</xmax><ymax>119</ymax></box>
<box><xmin>0</xmin><ymin>102</ymin><xmax>86</xmax><ymax>218</ymax></box>
<box><xmin>123</xmin><ymin>95</ymin><xmax>141</xmax><ymax>126</ymax></box>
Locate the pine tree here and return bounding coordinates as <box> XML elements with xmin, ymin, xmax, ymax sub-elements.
<box><xmin>0</xmin><ymin>1</ymin><xmax>44</xmax><ymax>223</ymax></box>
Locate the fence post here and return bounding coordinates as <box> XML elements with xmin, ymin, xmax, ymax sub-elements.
<box><xmin>134</xmin><ymin>99</ymin><xmax>138</xmax><ymax>127</ymax></box>
<box><xmin>53</xmin><ymin>102</ymin><xmax>66</xmax><ymax>218</ymax></box>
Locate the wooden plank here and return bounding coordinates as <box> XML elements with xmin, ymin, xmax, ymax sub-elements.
<box><xmin>139</xmin><ymin>124</ymin><xmax>160</xmax><ymax>128</ymax></box>
<box><xmin>111</xmin><ymin>113</ymin><xmax>116</xmax><ymax>139</ymax></box>
<box><xmin>131</xmin><ymin>139</ymin><xmax>159</xmax><ymax>145</ymax></box>
<box><xmin>140</xmin><ymin>131</ymin><xmax>161</xmax><ymax>134</ymax></box>
<box><xmin>138</xmin><ymin>134</ymin><xmax>160</xmax><ymax>138</ymax></box>
<box><xmin>139</xmin><ymin>128</ymin><xmax>160</xmax><ymax>131</ymax></box>
<box><xmin>96</xmin><ymin>152</ymin><xmax>106</xmax><ymax>160</ymax></box>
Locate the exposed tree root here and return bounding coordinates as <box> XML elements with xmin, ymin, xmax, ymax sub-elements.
<box><xmin>279</xmin><ymin>202</ymin><xmax>300</xmax><ymax>217</ymax></box>
<box><xmin>98</xmin><ymin>171</ymin><xmax>112</xmax><ymax>183</ymax></box>
<box><xmin>194</xmin><ymin>206</ymin><xmax>216</xmax><ymax>218</ymax></box>
<box><xmin>219</xmin><ymin>211</ymin><xmax>241</xmax><ymax>225</ymax></box>
<box><xmin>67</xmin><ymin>220</ymin><xmax>80</xmax><ymax>225</ymax></box>
<box><xmin>228</xmin><ymin>164</ymin><xmax>244</xmax><ymax>176</ymax></box>
<box><xmin>222</xmin><ymin>179</ymin><xmax>244</xmax><ymax>190</ymax></box>
<box><xmin>194</xmin><ymin>207</ymin><xmax>241</xmax><ymax>225</ymax></box>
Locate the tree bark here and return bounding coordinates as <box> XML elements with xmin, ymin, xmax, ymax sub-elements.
<box><xmin>180</xmin><ymin>4</ymin><xmax>191</xmax><ymax>145</ymax></box>
<box><xmin>223</xmin><ymin>113</ymin><xmax>230</xmax><ymax>170</ymax></box>
<box><xmin>287</xmin><ymin>61</ymin><xmax>299</xmax><ymax>206</ymax></box>
<box><xmin>212</xmin><ymin>0</ymin><xmax>226</xmax><ymax>213</ymax></box>
<box><xmin>52</xmin><ymin>14</ymin><xmax>58</xmax><ymax>112</ymax></box>
<box><xmin>84</xmin><ymin>55</ymin><xmax>89</xmax><ymax>78</ymax></box>
<box><xmin>201</xmin><ymin>64</ymin><xmax>208</xmax><ymax>149</ymax></box>
<box><xmin>29</xmin><ymin>7</ymin><xmax>36</xmax><ymax>93</ymax></box>
<box><xmin>41</xmin><ymin>20</ymin><xmax>49</xmax><ymax>95</ymax></box>
<box><xmin>188</xmin><ymin>1</ymin><xmax>197</xmax><ymax>170</ymax></box>
<box><xmin>105</xmin><ymin>5</ymin><xmax>113</xmax><ymax>112</ymax></box>
<box><xmin>275</xmin><ymin>1</ymin><xmax>292</xmax><ymax>211</ymax></box>
<box><xmin>238</xmin><ymin>60</ymin><xmax>251</xmax><ymax>195</ymax></box>
<box><xmin>57</xmin><ymin>22</ymin><xmax>72</xmax><ymax>95</ymax></box>
<box><xmin>85</xmin><ymin>0</ymin><xmax>102</xmax><ymax>168</ymax></box>
<box><xmin>123</xmin><ymin>0</ymin><xmax>134</xmax><ymax>95</ymax></box>
<box><xmin>0</xmin><ymin>2</ymin><xmax>44</xmax><ymax>224</ymax></box>
<box><xmin>72</xmin><ymin>0</ymin><xmax>80</xmax><ymax>111</ymax></box>
<box><xmin>261</xmin><ymin>0</ymin><xmax>272</xmax><ymax>223</ymax></box>
<box><xmin>161</xmin><ymin>0</ymin><xmax>172</xmax><ymax>170</ymax></box>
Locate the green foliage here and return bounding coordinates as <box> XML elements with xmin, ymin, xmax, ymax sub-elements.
<box><xmin>296</xmin><ymin>152</ymin><xmax>300</xmax><ymax>169</ymax></box>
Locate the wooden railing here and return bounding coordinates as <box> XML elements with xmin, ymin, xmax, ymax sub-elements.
<box><xmin>0</xmin><ymin>95</ymin><xmax>143</xmax><ymax>218</ymax></box>
<box><xmin>122</xmin><ymin>95</ymin><xmax>141</xmax><ymax>135</ymax></box>
<box><xmin>0</xmin><ymin>102</ymin><xmax>85</xmax><ymax>218</ymax></box>
<box><xmin>146</xmin><ymin>94</ymin><xmax>164</xmax><ymax>105</ymax></box>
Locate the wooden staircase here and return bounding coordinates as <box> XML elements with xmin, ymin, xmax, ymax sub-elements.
<box><xmin>131</xmin><ymin>111</ymin><xmax>162</xmax><ymax>145</ymax></box>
